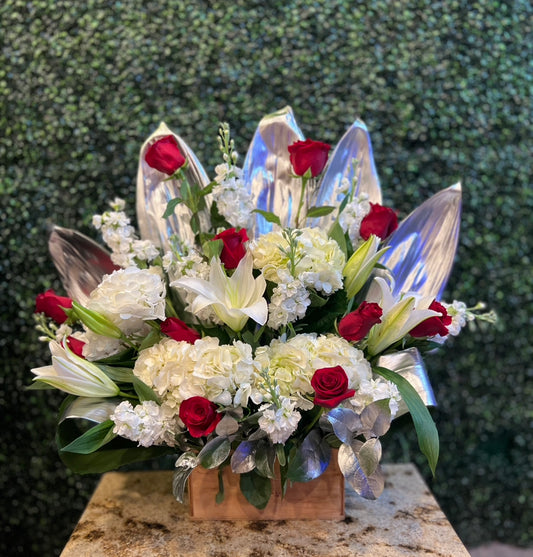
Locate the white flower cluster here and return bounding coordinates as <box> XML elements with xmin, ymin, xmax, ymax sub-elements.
<box><xmin>255</xmin><ymin>333</ymin><xmax>372</xmax><ymax>410</ymax></box>
<box><xmin>92</xmin><ymin>198</ymin><xmax>159</xmax><ymax>268</ymax></box>
<box><xmin>258</xmin><ymin>397</ymin><xmax>301</xmax><ymax>444</ymax></box>
<box><xmin>267</xmin><ymin>269</ymin><xmax>310</xmax><ymax>329</ymax></box>
<box><xmin>111</xmin><ymin>400</ymin><xmax>179</xmax><ymax>447</ymax></box>
<box><xmin>132</xmin><ymin>337</ymin><xmax>263</xmax><ymax>410</ymax></box>
<box><xmin>443</xmin><ymin>300</ymin><xmax>475</xmax><ymax>336</ymax></box>
<box><xmin>338</xmin><ymin>192</ymin><xmax>371</xmax><ymax>246</ymax></box>
<box><xmin>350</xmin><ymin>378</ymin><xmax>402</xmax><ymax>417</ymax></box>
<box><xmin>212</xmin><ymin>163</ymin><xmax>255</xmax><ymax>229</ymax></box>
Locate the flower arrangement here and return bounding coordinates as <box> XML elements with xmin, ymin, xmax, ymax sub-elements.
<box><xmin>31</xmin><ymin>107</ymin><xmax>494</xmax><ymax>509</ymax></box>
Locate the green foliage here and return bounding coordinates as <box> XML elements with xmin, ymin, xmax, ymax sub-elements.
<box><xmin>0</xmin><ymin>0</ymin><xmax>530</xmax><ymax>555</ymax></box>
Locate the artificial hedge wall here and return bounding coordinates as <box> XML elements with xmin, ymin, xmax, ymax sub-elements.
<box><xmin>1</xmin><ymin>1</ymin><xmax>531</xmax><ymax>555</ymax></box>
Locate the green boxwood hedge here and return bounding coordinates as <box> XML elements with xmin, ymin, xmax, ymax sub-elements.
<box><xmin>1</xmin><ymin>1</ymin><xmax>530</xmax><ymax>555</ymax></box>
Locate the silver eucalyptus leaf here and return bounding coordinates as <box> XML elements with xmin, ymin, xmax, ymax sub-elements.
<box><xmin>173</xmin><ymin>452</ymin><xmax>199</xmax><ymax>503</ymax></box>
<box><xmin>215</xmin><ymin>414</ymin><xmax>240</xmax><ymax>437</ymax></box>
<box><xmin>358</xmin><ymin>438</ymin><xmax>382</xmax><ymax>477</ymax></box>
<box><xmin>242</xmin><ymin>106</ymin><xmax>305</xmax><ymax>236</ymax></box>
<box><xmin>59</xmin><ymin>397</ymin><xmax>120</xmax><ymax>424</ymax></box>
<box><xmin>380</xmin><ymin>182</ymin><xmax>462</xmax><ymax>298</ymax></box>
<box><xmin>136</xmin><ymin>122</ymin><xmax>211</xmax><ymax>251</ymax></box>
<box><xmin>378</xmin><ymin>348</ymin><xmax>437</xmax><ymax>417</ymax></box>
<box><xmin>48</xmin><ymin>226</ymin><xmax>119</xmax><ymax>305</ymax></box>
<box><xmin>327</xmin><ymin>407</ymin><xmax>363</xmax><ymax>444</ymax></box>
<box><xmin>254</xmin><ymin>440</ymin><xmax>276</xmax><ymax>479</ymax></box>
<box><xmin>312</xmin><ymin>119</ymin><xmax>382</xmax><ymax>230</ymax></box>
<box><xmin>287</xmin><ymin>429</ymin><xmax>331</xmax><ymax>482</ymax></box>
<box><xmin>338</xmin><ymin>441</ymin><xmax>385</xmax><ymax>500</ymax></box>
<box><xmin>360</xmin><ymin>400</ymin><xmax>392</xmax><ymax>438</ymax></box>
<box><xmin>197</xmin><ymin>436</ymin><xmax>231</xmax><ymax>469</ymax></box>
<box><xmin>230</xmin><ymin>441</ymin><xmax>257</xmax><ymax>474</ymax></box>
<box><xmin>248</xmin><ymin>428</ymin><xmax>268</xmax><ymax>442</ymax></box>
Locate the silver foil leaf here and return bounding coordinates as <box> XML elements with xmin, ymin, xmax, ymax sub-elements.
<box><xmin>286</xmin><ymin>429</ymin><xmax>331</xmax><ymax>482</ymax></box>
<box><xmin>327</xmin><ymin>407</ymin><xmax>363</xmax><ymax>444</ymax></box>
<box><xmin>173</xmin><ymin>452</ymin><xmax>199</xmax><ymax>503</ymax></box>
<box><xmin>338</xmin><ymin>440</ymin><xmax>385</xmax><ymax>500</ymax></box>
<box><xmin>380</xmin><ymin>183</ymin><xmax>462</xmax><ymax>298</ymax></box>
<box><xmin>48</xmin><ymin>226</ymin><xmax>119</xmax><ymax>305</ymax></box>
<box><xmin>197</xmin><ymin>436</ymin><xmax>231</xmax><ymax>469</ymax></box>
<box><xmin>378</xmin><ymin>348</ymin><xmax>437</xmax><ymax>417</ymax></box>
<box><xmin>58</xmin><ymin>397</ymin><xmax>119</xmax><ymax>424</ymax></box>
<box><xmin>312</xmin><ymin>119</ymin><xmax>382</xmax><ymax>229</ymax></box>
<box><xmin>136</xmin><ymin>122</ymin><xmax>211</xmax><ymax>250</ymax></box>
<box><xmin>242</xmin><ymin>106</ymin><xmax>305</xmax><ymax>236</ymax></box>
<box><xmin>360</xmin><ymin>400</ymin><xmax>392</xmax><ymax>438</ymax></box>
<box><xmin>231</xmin><ymin>440</ymin><xmax>256</xmax><ymax>474</ymax></box>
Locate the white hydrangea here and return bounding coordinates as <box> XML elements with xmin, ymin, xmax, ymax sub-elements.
<box><xmin>111</xmin><ymin>400</ymin><xmax>179</xmax><ymax>447</ymax></box>
<box><xmin>79</xmin><ymin>329</ymin><xmax>125</xmax><ymax>361</ymax></box>
<box><xmin>350</xmin><ymin>378</ymin><xmax>402</xmax><ymax>417</ymax></box>
<box><xmin>338</xmin><ymin>193</ymin><xmax>371</xmax><ymax>247</ymax></box>
<box><xmin>88</xmin><ymin>266</ymin><xmax>166</xmax><ymax>324</ymax></box>
<box><xmin>92</xmin><ymin>198</ymin><xmax>159</xmax><ymax>267</ymax></box>
<box><xmin>267</xmin><ymin>269</ymin><xmax>310</xmax><ymax>329</ymax></box>
<box><xmin>132</xmin><ymin>337</ymin><xmax>262</xmax><ymax>410</ymax></box>
<box><xmin>255</xmin><ymin>333</ymin><xmax>372</xmax><ymax>408</ymax></box>
<box><xmin>251</xmin><ymin>227</ymin><xmax>345</xmax><ymax>295</ymax></box>
<box><xmin>212</xmin><ymin>163</ymin><xmax>255</xmax><ymax>229</ymax></box>
<box><xmin>258</xmin><ymin>397</ymin><xmax>301</xmax><ymax>444</ymax></box>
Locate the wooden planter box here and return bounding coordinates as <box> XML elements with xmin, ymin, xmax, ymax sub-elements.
<box><xmin>188</xmin><ymin>452</ymin><xmax>344</xmax><ymax>520</ymax></box>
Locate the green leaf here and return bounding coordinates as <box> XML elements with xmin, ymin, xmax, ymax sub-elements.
<box><xmin>95</xmin><ymin>364</ymin><xmax>134</xmax><ymax>383</ymax></box>
<box><xmin>138</xmin><ymin>329</ymin><xmax>163</xmax><ymax>352</ymax></box>
<box><xmin>252</xmin><ymin>209</ymin><xmax>281</xmax><ymax>226</ymax></box>
<box><xmin>307</xmin><ymin>205</ymin><xmax>336</xmax><ymax>218</ymax></box>
<box><xmin>60</xmin><ymin>420</ymin><xmax>116</xmax><ymax>454</ymax></box>
<box><xmin>203</xmin><ymin>238</ymin><xmax>223</xmax><ymax>260</ymax></box>
<box><xmin>308</xmin><ymin>289</ymin><xmax>328</xmax><ymax>307</ymax></box>
<box><xmin>198</xmin><ymin>436</ymin><xmax>231</xmax><ymax>469</ymax></box>
<box><xmin>373</xmin><ymin>365</ymin><xmax>439</xmax><ymax>475</ymax></box>
<box><xmin>328</xmin><ymin>220</ymin><xmax>347</xmax><ymax>257</ymax></box>
<box><xmin>216</xmin><ymin>467</ymin><xmax>225</xmax><ymax>504</ymax></box>
<box><xmin>240</xmin><ymin>470</ymin><xmax>272</xmax><ymax>510</ymax></box>
<box><xmin>132</xmin><ymin>376</ymin><xmax>160</xmax><ymax>403</ymax></box>
<box><xmin>162</xmin><ymin>197</ymin><xmax>183</xmax><ymax>219</ymax></box>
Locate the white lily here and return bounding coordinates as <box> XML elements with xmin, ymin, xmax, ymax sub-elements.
<box><xmin>173</xmin><ymin>252</ymin><xmax>268</xmax><ymax>332</ymax></box>
<box><xmin>366</xmin><ymin>277</ymin><xmax>441</xmax><ymax>356</ymax></box>
<box><xmin>31</xmin><ymin>341</ymin><xmax>120</xmax><ymax>397</ymax></box>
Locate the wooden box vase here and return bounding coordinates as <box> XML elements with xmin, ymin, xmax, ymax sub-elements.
<box><xmin>188</xmin><ymin>452</ymin><xmax>344</xmax><ymax>520</ymax></box>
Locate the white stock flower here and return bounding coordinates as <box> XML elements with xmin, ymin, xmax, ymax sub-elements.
<box><xmin>173</xmin><ymin>253</ymin><xmax>267</xmax><ymax>332</ymax></box>
<box><xmin>350</xmin><ymin>378</ymin><xmax>402</xmax><ymax>417</ymax></box>
<box><xmin>258</xmin><ymin>397</ymin><xmax>301</xmax><ymax>444</ymax></box>
<box><xmin>339</xmin><ymin>193</ymin><xmax>371</xmax><ymax>245</ymax></box>
<box><xmin>31</xmin><ymin>341</ymin><xmax>119</xmax><ymax>397</ymax></box>
<box><xmin>267</xmin><ymin>269</ymin><xmax>310</xmax><ymax>329</ymax></box>
<box><xmin>212</xmin><ymin>164</ymin><xmax>255</xmax><ymax>229</ymax></box>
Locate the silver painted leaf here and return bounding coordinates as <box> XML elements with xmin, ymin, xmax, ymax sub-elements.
<box><xmin>215</xmin><ymin>414</ymin><xmax>240</xmax><ymax>436</ymax></box>
<box><xmin>338</xmin><ymin>441</ymin><xmax>385</xmax><ymax>500</ymax></box>
<box><xmin>59</xmin><ymin>397</ymin><xmax>119</xmax><ymax>424</ymax></box>
<box><xmin>254</xmin><ymin>440</ymin><xmax>276</xmax><ymax>479</ymax></box>
<box><xmin>286</xmin><ymin>429</ymin><xmax>331</xmax><ymax>482</ymax></box>
<box><xmin>380</xmin><ymin>183</ymin><xmax>462</xmax><ymax>298</ymax></box>
<box><xmin>312</xmin><ymin>119</ymin><xmax>382</xmax><ymax>229</ymax></box>
<box><xmin>327</xmin><ymin>407</ymin><xmax>363</xmax><ymax>444</ymax></box>
<box><xmin>360</xmin><ymin>400</ymin><xmax>392</xmax><ymax>438</ymax></box>
<box><xmin>173</xmin><ymin>452</ymin><xmax>199</xmax><ymax>503</ymax></box>
<box><xmin>136</xmin><ymin>122</ymin><xmax>211</xmax><ymax>250</ymax></box>
<box><xmin>48</xmin><ymin>226</ymin><xmax>119</xmax><ymax>305</ymax></box>
<box><xmin>197</xmin><ymin>436</ymin><xmax>231</xmax><ymax>469</ymax></box>
<box><xmin>378</xmin><ymin>348</ymin><xmax>437</xmax><ymax>417</ymax></box>
<box><xmin>231</xmin><ymin>441</ymin><xmax>256</xmax><ymax>474</ymax></box>
<box><xmin>242</xmin><ymin>106</ymin><xmax>305</xmax><ymax>236</ymax></box>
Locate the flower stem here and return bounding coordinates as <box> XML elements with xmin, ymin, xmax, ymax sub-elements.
<box><xmin>295</xmin><ymin>175</ymin><xmax>309</xmax><ymax>228</ymax></box>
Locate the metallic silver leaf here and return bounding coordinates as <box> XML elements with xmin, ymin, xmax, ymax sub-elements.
<box><xmin>48</xmin><ymin>226</ymin><xmax>119</xmax><ymax>305</ymax></box>
<box><xmin>286</xmin><ymin>429</ymin><xmax>331</xmax><ymax>482</ymax></box>
<box><xmin>380</xmin><ymin>183</ymin><xmax>462</xmax><ymax>298</ymax></box>
<box><xmin>230</xmin><ymin>441</ymin><xmax>256</xmax><ymax>474</ymax></box>
<box><xmin>338</xmin><ymin>441</ymin><xmax>385</xmax><ymax>500</ymax></box>
<box><xmin>360</xmin><ymin>400</ymin><xmax>392</xmax><ymax>438</ymax></box>
<box><xmin>312</xmin><ymin>119</ymin><xmax>382</xmax><ymax>230</ymax></box>
<box><xmin>59</xmin><ymin>397</ymin><xmax>119</xmax><ymax>424</ymax></box>
<box><xmin>242</xmin><ymin>106</ymin><xmax>305</xmax><ymax>236</ymax></box>
<box><xmin>197</xmin><ymin>436</ymin><xmax>231</xmax><ymax>469</ymax></box>
<box><xmin>358</xmin><ymin>438</ymin><xmax>382</xmax><ymax>477</ymax></box>
<box><xmin>136</xmin><ymin>122</ymin><xmax>211</xmax><ymax>250</ymax></box>
<box><xmin>173</xmin><ymin>452</ymin><xmax>199</xmax><ymax>503</ymax></box>
<box><xmin>327</xmin><ymin>407</ymin><xmax>363</xmax><ymax>444</ymax></box>
<box><xmin>378</xmin><ymin>348</ymin><xmax>437</xmax><ymax>417</ymax></box>
<box><xmin>215</xmin><ymin>414</ymin><xmax>240</xmax><ymax>436</ymax></box>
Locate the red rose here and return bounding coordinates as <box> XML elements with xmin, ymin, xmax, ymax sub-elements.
<box><xmin>160</xmin><ymin>317</ymin><xmax>201</xmax><ymax>344</ymax></box>
<box><xmin>311</xmin><ymin>366</ymin><xmax>356</xmax><ymax>409</ymax></box>
<box><xmin>66</xmin><ymin>336</ymin><xmax>86</xmax><ymax>358</ymax></box>
<box><xmin>360</xmin><ymin>203</ymin><xmax>398</xmax><ymax>240</ymax></box>
<box><xmin>145</xmin><ymin>135</ymin><xmax>186</xmax><ymax>175</ymax></box>
<box><xmin>213</xmin><ymin>228</ymin><xmax>249</xmax><ymax>270</ymax></box>
<box><xmin>338</xmin><ymin>302</ymin><xmax>383</xmax><ymax>342</ymax></box>
<box><xmin>35</xmin><ymin>289</ymin><xmax>73</xmax><ymax>324</ymax></box>
<box><xmin>179</xmin><ymin>396</ymin><xmax>221</xmax><ymax>438</ymax></box>
<box><xmin>288</xmin><ymin>139</ymin><xmax>331</xmax><ymax>177</ymax></box>
<box><xmin>410</xmin><ymin>300</ymin><xmax>452</xmax><ymax>338</ymax></box>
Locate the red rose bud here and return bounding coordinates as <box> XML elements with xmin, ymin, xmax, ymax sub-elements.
<box><xmin>160</xmin><ymin>317</ymin><xmax>201</xmax><ymax>344</ymax></box>
<box><xmin>311</xmin><ymin>366</ymin><xmax>356</xmax><ymax>409</ymax></box>
<box><xmin>410</xmin><ymin>300</ymin><xmax>452</xmax><ymax>338</ymax></box>
<box><xmin>360</xmin><ymin>203</ymin><xmax>398</xmax><ymax>241</ymax></box>
<box><xmin>213</xmin><ymin>228</ymin><xmax>249</xmax><ymax>270</ymax></box>
<box><xmin>288</xmin><ymin>138</ymin><xmax>331</xmax><ymax>177</ymax></box>
<box><xmin>179</xmin><ymin>396</ymin><xmax>221</xmax><ymax>438</ymax></box>
<box><xmin>35</xmin><ymin>289</ymin><xmax>73</xmax><ymax>324</ymax></box>
<box><xmin>338</xmin><ymin>302</ymin><xmax>383</xmax><ymax>342</ymax></box>
<box><xmin>145</xmin><ymin>135</ymin><xmax>186</xmax><ymax>175</ymax></box>
<box><xmin>66</xmin><ymin>336</ymin><xmax>86</xmax><ymax>358</ymax></box>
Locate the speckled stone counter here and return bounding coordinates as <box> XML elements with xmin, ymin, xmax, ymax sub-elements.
<box><xmin>60</xmin><ymin>464</ymin><xmax>469</xmax><ymax>557</ymax></box>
